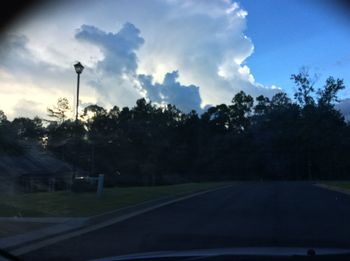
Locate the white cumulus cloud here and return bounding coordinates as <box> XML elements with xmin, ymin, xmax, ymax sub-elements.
<box><xmin>0</xmin><ymin>0</ymin><xmax>279</xmax><ymax>118</ymax></box>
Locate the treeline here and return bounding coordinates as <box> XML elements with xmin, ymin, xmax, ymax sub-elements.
<box><xmin>1</xmin><ymin>71</ymin><xmax>350</xmax><ymax>185</ymax></box>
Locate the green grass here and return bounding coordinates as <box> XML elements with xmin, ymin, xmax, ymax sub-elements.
<box><xmin>0</xmin><ymin>182</ymin><xmax>229</xmax><ymax>217</ymax></box>
<box><xmin>324</xmin><ymin>181</ymin><xmax>350</xmax><ymax>191</ymax></box>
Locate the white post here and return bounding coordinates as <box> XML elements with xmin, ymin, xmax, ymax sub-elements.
<box><xmin>97</xmin><ymin>174</ymin><xmax>104</xmax><ymax>197</ymax></box>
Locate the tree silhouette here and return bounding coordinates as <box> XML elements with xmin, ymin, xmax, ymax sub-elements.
<box><xmin>291</xmin><ymin>68</ymin><xmax>317</xmax><ymax>106</ymax></box>
<box><xmin>47</xmin><ymin>98</ymin><xmax>72</xmax><ymax>123</ymax></box>
<box><xmin>2</xmin><ymin>71</ymin><xmax>350</xmax><ymax>186</ymax></box>
<box><xmin>317</xmin><ymin>77</ymin><xmax>345</xmax><ymax>107</ymax></box>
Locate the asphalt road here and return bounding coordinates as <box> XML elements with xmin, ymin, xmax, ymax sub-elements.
<box><xmin>21</xmin><ymin>182</ymin><xmax>350</xmax><ymax>260</ymax></box>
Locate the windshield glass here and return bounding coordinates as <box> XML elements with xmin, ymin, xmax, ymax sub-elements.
<box><xmin>1</xmin><ymin>1</ymin><xmax>350</xmax><ymax>260</ymax></box>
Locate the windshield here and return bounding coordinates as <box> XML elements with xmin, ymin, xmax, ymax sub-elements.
<box><xmin>1</xmin><ymin>0</ymin><xmax>350</xmax><ymax>260</ymax></box>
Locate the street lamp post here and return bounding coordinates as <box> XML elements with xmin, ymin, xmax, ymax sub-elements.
<box><xmin>72</xmin><ymin>62</ymin><xmax>84</xmax><ymax>184</ymax></box>
<box><xmin>74</xmin><ymin>62</ymin><xmax>84</xmax><ymax>122</ymax></box>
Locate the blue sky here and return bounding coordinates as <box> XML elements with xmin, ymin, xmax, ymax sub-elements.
<box><xmin>0</xmin><ymin>0</ymin><xmax>350</xmax><ymax>118</ymax></box>
<box><xmin>241</xmin><ymin>0</ymin><xmax>350</xmax><ymax>97</ymax></box>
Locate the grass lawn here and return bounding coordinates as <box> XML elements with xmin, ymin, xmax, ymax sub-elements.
<box><xmin>323</xmin><ymin>181</ymin><xmax>350</xmax><ymax>191</ymax></box>
<box><xmin>0</xmin><ymin>182</ymin><xmax>229</xmax><ymax>217</ymax></box>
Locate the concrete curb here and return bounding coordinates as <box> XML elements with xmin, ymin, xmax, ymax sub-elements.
<box><xmin>87</xmin><ymin>185</ymin><xmax>231</xmax><ymax>225</ymax></box>
<box><xmin>6</xmin><ymin>184</ymin><xmax>232</xmax><ymax>256</ymax></box>
<box><xmin>0</xmin><ymin>217</ymin><xmax>85</xmax><ymax>223</ymax></box>
<box><xmin>314</xmin><ymin>183</ymin><xmax>350</xmax><ymax>196</ymax></box>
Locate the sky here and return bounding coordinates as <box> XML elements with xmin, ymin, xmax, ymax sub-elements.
<box><xmin>0</xmin><ymin>0</ymin><xmax>350</xmax><ymax>119</ymax></box>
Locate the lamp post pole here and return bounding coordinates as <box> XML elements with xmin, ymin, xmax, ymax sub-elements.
<box><xmin>72</xmin><ymin>62</ymin><xmax>84</xmax><ymax>183</ymax></box>
<box><xmin>75</xmin><ymin>72</ymin><xmax>80</xmax><ymax>122</ymax></box>
<box><xmin>74</xmin><ymin>62</ymin><xmax>84</xmax><ymax>122</ymax></box>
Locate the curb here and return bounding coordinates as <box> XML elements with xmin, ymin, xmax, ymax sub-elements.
<box><xmin>87</xmin><ymin>184</ymin><xmax>231</xmax><ymax>225</ymax></box>
<box><xmin>0</xmin><ymin>217</ymin><xmax>85</xmax><ymax>223</ymax></box>
<box><xmin>9</xmin><ymin>184</ymin><xmax>232</xmax><ymax>256</ymax></box>
<box><xmin>314</xmin><ymin>183</ymin><xmax>350</xmax><ymax>196</ymax></box>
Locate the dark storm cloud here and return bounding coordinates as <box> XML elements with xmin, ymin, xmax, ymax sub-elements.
<box><xmin>75</xmin><ymin>23</ymin><xmax>144</xmax><ymax>75</ymax></box>
<box><xmin>0</xmin><ymin>33</ymin><xmax>34</xmax><ymax>70</ymax></box>
<box><xmin>138</xmin><ymin>71</ymin><xmax>202</xmax><ymax>112</ymax></box>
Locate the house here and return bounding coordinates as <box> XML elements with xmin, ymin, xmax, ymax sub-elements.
<box><xmin>0</xmin><ymin>142</ymin><xmax>86</xmax><ymax>193</ymax></box>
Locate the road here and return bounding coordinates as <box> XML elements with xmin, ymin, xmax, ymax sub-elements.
<box><xmin>21</xmin><ymin>182</ymin><xmax>350</xmax><ymax>260</ymax></box>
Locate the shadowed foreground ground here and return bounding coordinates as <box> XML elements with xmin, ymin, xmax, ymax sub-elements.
<box><xmin>22</xmin><ymin>181</ymin><xmax>350</xmax><ymax>260</ymax></box>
